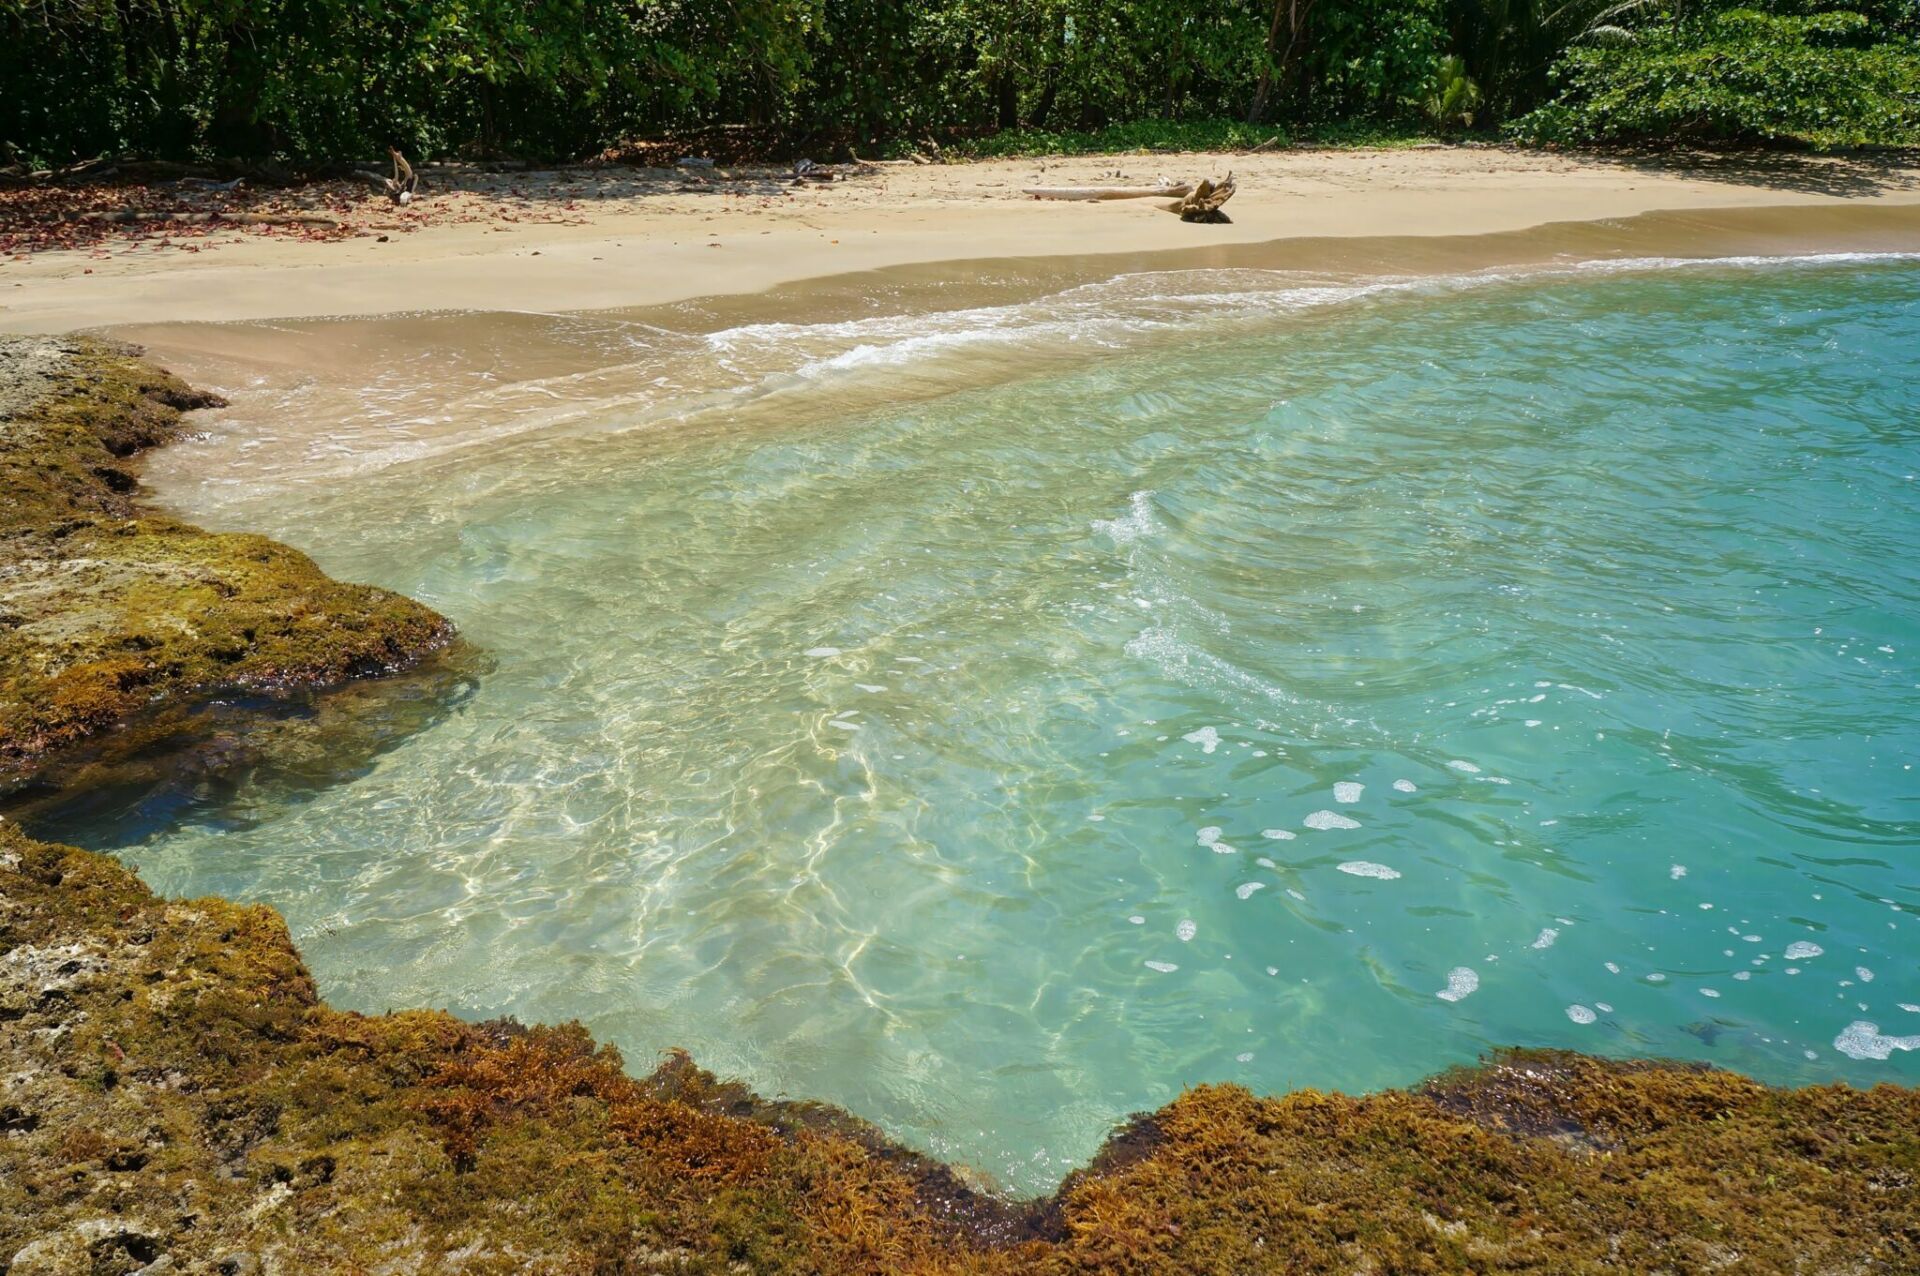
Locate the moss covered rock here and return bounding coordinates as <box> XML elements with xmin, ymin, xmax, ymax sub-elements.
<box><xmin>0</xmin><ymin>337</ymin><xmax>453</xmax><ymax>785</ymax></box>
<box><xmin>3</xmin><ymin>821</ymin><xmax>1917</xmax><ymax>1273</ymax></box>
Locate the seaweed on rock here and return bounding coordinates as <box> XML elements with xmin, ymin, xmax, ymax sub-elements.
<box><xmin>0</xmin><ymin>336</ymin><xmax>453</xmax><ymax>787</ymax></box>
<box><xmin>4</xmin><ymin>824</ymin><xmax>1918</xmax><ymax>1273</ymax></box>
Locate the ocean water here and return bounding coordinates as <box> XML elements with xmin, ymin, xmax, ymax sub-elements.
<box><xmin>56</xmin><ymin>256</ymin><xmax>1920</xmax><ymax>1194</ymax></box>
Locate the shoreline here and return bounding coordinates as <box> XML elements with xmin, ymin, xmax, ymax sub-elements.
<box><xmin>4</xmin><ymin>147</ymin><xmax>1919</xmax><ymax>334</ymax></box>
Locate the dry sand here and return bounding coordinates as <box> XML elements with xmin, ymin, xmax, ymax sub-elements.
<box><xmin>4</xmin><ymin>147</ymin><xmax>1920</xmax><ymax>334</ymax></box>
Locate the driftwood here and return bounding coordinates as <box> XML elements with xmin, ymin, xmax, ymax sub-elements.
<box><xmin>1023</xmin><ymin>172</ymin><xmax>1236</xmax><ymax>222</ymax></box>
<box><xmin>77</xmin><ymin>210</ymin><xmax>341</xmax><ymax>228</ymax></box>
<box><xmin>383</xmin><ymin>148</ymin><xmax>422</xmax><ymax>204</ymax></box>
<box><xmin>1164</xmin><ymin>172</ymin><xmax>1236</xmax><ymax>223</ymax></box>
<box><xmin>355</xmin><ymin>151</ymin><xmax>426</xmax><ymax>202</ymax></box>
<box><xmin>1023</xmin><ymin>184</ymin><xmax>1191</xmax><ymax>201</ymax></box>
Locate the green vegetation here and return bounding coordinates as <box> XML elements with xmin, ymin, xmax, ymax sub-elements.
<box><xmin>0</xmin><ymin>337</ymin><xmax>452</xmax><ymax>785</ymax></box>
<box><xmin>938</xmin><ymin>119</ymin><xmax>1443</xmax><ymax>159</ymax></box>
<box><xmin>1512</xmin><ymin>5</ymin><xmax>1920</xmax><ymax>149</ymax></box>
<box><xmin>4</xmin><ymin>0</ymin><xmax>1916</xmax><ymax>168</ymax></box>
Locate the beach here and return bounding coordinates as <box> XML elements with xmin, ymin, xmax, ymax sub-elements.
<box><xmin>6</xmin><ymin>132</ymin><xmax>1920</xmax><ymax>1268</ymax></box>
<box><xmin>6</xmin><ymin>146</ymin><xmax>1920</xmax><ymax>334</ymax></box>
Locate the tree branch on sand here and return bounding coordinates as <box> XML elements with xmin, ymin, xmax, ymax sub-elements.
<box><xmin>1022</xmin><ymin>172</ymin><xmax>1236</xmax><ymax>222</ymax></box>
<box><xmin>1165</xmin><ymin>172</ymin><xmax>1236</xmax><ymax>222</ymax></box>
<box><xmin>357</xmin><ymin>148</ymin><xmax>426</xmax><ymax>204</ymax></box>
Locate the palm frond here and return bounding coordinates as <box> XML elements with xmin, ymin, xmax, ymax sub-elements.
<box><xmin>1576</xmin><ymin>23</ymin><xmax>1640</xmax><ymax>45</ymax></box>
<box><xmin>1543</xmin><ymin>0</ymin><xmax>1663</xmax><ymax>36</ymax></box>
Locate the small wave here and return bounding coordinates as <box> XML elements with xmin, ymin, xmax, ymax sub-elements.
<box><xmin>1092</xmin><ymin>490</ymin><xmax>1161</xmax><ymax>545</ymax></box>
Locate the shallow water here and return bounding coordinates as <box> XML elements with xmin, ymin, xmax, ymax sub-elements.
<box><xmin>55</xmin><ymin>257</ymin><xmax>1920</xmax><ymax>1194</ymax></box>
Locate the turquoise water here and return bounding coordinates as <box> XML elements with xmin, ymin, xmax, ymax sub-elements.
<box><xmin>69</xmin><ymin>257</ymin><xmax>1920</xmax><ymax>1194</ymax></box>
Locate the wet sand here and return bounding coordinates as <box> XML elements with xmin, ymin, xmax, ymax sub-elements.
<box><xmin>4</xmin><ymin>147</ymin><xmax>1919</xmax><ymax>334</ymax></box>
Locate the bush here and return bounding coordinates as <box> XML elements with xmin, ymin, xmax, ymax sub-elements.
<box><xmin>1510</xmin><ymin>7</ymin><xmax>1920</xmax><ymax>149</ymax></box>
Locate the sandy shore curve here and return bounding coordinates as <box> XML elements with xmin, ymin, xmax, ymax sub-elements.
<box><xmin>4</xmin><ymin>147</ymin><xmax>1919</xmax><ymax>334</ymax></box>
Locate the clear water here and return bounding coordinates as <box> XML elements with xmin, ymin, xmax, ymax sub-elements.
<box><xmin>64</xmin><ymin>257</ymin><xmax>1920</xmax><ymax>1195</ymax></box>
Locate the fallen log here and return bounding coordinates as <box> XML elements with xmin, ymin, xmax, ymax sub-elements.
<box><xmin>1024</xmin><ymin>184</ymin><xmax>1192</xmax><ymax>201</ymax></box>
<box><xmin>77</xmin><ymin>210</ymin><xmax>342</xmax><ymax>228</ymax></box>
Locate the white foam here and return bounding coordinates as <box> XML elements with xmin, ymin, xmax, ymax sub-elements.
<box><xmin>1899</xmin><ymin>1004</ymin><xmax>1920</xmax><ymax>1014</ymax></box>
<box><xmin>1445</xmin><ymin>760</ymin><xmax>1481</xmax><ymax>774</ymax></box>
<box><xmin>1127</xmin><ymin>915</ymin><xmax>1145</xmax><ymax>925</ymax></box>
<box><xmin>1333</xmin><ymin>781</ymin><xmax>1364</xmax><ymax>804</ymax></box>
<box><xmin>1144</xmin><ymin>960</ymin><xmax>1180</xmax><ymax>974</ymax></box>
<box><xmin>1184</xmin><ymin>726</ymin><xmax>1222</xmax><ymax>754</ymax></box>
<box><xmin>1236</xmin><ymin>1051</ymin><xmax>1254</xmax><ymax>1063</ymax></box>
<box><xmin>1833</xmin><ymin>1021</ymin><xmax>1920</xmax><ymax>1061</ymax></box>
<box><xmin>1785</xmin><ymin>941</ymin><xmax>1825</xmax><ymax>960</ymax></box>
<box><xmin>1236</xmin><ymin>882</ymin><xmax>1266</xmax><ymax>900</ymax></box>
<box><xmin>1392</xmin><ymin>779</ymin><xmax>1417</xmax><ymax>793</ymax></box>
<box><xmin>1531</xmin><ymin>928</ymin><xmax>1559</xmax><ymax>950</ymax></box>
<box><xmin>1436</xmin><ymin>967</ymin><xmax>1479</xmax><ymax>1002</ymax></box>
<box><xmin>1196</xmin><ymin>826</ymin><xmax>1223</xmax><ymax>847</ymax></box>
<box><xmin>1124</xmin><ymin>628</ymin><xmax>1308</xmax><ymax>716</ymax></box>
<box><xmin>1305</xmin><ymin>810</ymin><xmax>1361</xmax><ymax>831</ymax></box>
<box><xmin>1260</xmin><ymin>828</ymin><xmax>1297</xmax><ymax>841</ymax></box>
<box><xmin>1857</xmin><ymin>966</ymin><xmax>1875</xmax><ymax>982</ymax></box>
<box><xmin>1701</xmin><ymin>988</ymin><xmax>1720</xmax><ymax>998</ymax></box>
<box><xmin>1337</xmin><ymin>861</ymin><xmax>1401</xmax><ymax>881</ymax></box>
<box><xmin>1176</xmin><ymin>919</ymin><xmax>1198</xmax><ymax>942</ymax></box>
<box><xmin>1092</xmin><ymin>489</ymin><xmax>1161</xmax><ymax>545</ymax></box>
<box><xmin>1670</xmin><ymin>865</ymin><xmax>1687</xmax><ymax>880</ymax></box>
<box><xmin>1566</xmin><ymin>1004</ymin><xmax>1598</xmax><ymax>1025</ymax></box>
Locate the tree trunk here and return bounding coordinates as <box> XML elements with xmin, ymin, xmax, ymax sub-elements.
<box><xmin>1030</xmin><ymin>75</ymin><xmax>1059</xmax><ymax>129</ymax></box>
<box><xmin>1247</xmin><ymin>0</ymin><xmax>1314</xmax><ymax>124</ymax></box>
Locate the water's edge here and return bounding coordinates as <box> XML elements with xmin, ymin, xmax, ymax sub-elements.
<box><xmin>3</xmin><ymin>262</ymin><xmax>1918</xmax><ymax>1269</ymax></box>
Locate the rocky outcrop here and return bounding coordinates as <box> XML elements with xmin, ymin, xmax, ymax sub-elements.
<box><xmin>4</xmin><ymin>823</ymin><xmax>1918</xmax><ymax>1274</ymax></box>
<box><xmin>0</xmin><ymin>336</ymin><xmax>453</xmax><ymax>788</ymax></box>
<box><xmin>2</xmin><ymin>341</ymin><xmax>1916</xmax><ymax>1273</ymax></box>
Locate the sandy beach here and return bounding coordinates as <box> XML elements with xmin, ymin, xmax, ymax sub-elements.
<box><xmin>5</xmin><ymin>147</ymin><xmax>1920</xmax><ymax>334</ymax></box>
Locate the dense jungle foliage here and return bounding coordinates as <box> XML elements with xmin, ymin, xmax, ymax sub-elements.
<box><xmin>2</xmin><ymin>0</ymin><xmax>1916</xmax><ymax>166</ymax></box>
